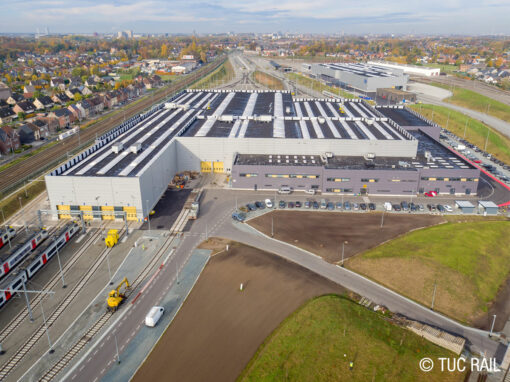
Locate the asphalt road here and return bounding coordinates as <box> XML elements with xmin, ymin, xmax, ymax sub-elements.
<box><xmin>64</xmin><ymin>187</ymin><xmax>506</xmax><ymax>382</ymax></box>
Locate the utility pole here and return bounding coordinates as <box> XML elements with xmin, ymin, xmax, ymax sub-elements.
<box><xmin>341</xmin><ymin>241</ymin><xmax>347</xmax><ymax>267</ymax></box>
<box><xmin>22</xmin><ymin>279</ymin><xmax>34</xmax><ymax>321</ymax></box>
<box><xmin>114</xmin><ymin>334</ymin><xmax>121</xmax><ymax>363</ymax></box>
<box><xmin>271</xmin><ymin>215</ymin><xmax>274</xmax><ymax>237</ymax></box>
<box><xmin>40</xmin><ymin>299</ymin><xmax>54</xmax><ymax>354</ymax></box>
<box><xmin>54</xmin><ymin>237</ymin><xmax>66</xmax><ymax>288</ymax></box>
<box><xmin>106</xmin><ymin>250</ymin><xmax>113</xmax><ymax>285</ymax></box>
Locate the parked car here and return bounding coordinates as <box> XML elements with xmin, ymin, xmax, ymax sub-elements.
<box><xmin>288</xmin><ymin>201</ymin><xmax>295</xmax><ymax>209</ymax></box>
<box><xmin>392</xmin><ymin>204</ymin><xmax>401</xmax><ymax>211</ymax></box>
<box><xmin>368</xmin><ymin>203</ymin><xmax>376</xmax><ymax>211</ymax></box>
<box><xmin>278</xmin><ymin>186</ymin><xmax>292</xmax><ymax>194</ymax></box>
<box><xmin>255</xmin><ymin>201</ymin><xmax>265</xmax><ymax>209</ymax></box>
<box><xmin>344</xmin><ymin>201</ymin><xmax>351</xmax><ymax>210</ymax></box>
<box><xmin>424</xmin><ymin>191</ymin><xmax>437</xmax><ymax>197</ymax></box>
<box><xmin>444</xmin><ymin>205</ymin><xmax>453</xmax><ymax>212</ymax></box>
<box><xmin>327</xmin><ymin>202</ymin><xmax>335</xmax><ymax>210</ymax></box>
<box><xmin>265</xmin><ymin>199</ymin><xmax>274</xmax><ymax>208</ymax></box>
<box><xmin>312</xmin><ymin>201</ymin><xmax>319</xmax><ymax>209</ymax></box>
<box><xmin>247</xmin><ymin>203</ymin><xmax>257</xmax><ymax>211</ymax></box>
<box><xmin>437</xmin><ymin>204</ymin><xmax>445</xmax><ymax>212</ymax></box>
<box><xmin>400</xmin><ymin>201</ymin><xmax>409</xmax><ymax>211</ymax></box>
<box><xmin>232</xmin><ymin>212</ymin><xmax>247</xmax><ymax>222</ymax></box>
<box><xmin>360</xmin><ymin>203</ymin><xmax>367</xmax><ymax>211</ymax></box>
<box><xmin>305</xmin><ymin>189</ymin><xmax>316</xmax><ymax>195</ymax></box>
<box><xmin>304</xmin><ymin>201</ymin><xmax>311</xmax><ymax>209</ymax></box>
<box><xmin>295</xmin><ymin>201</ymin><xmax>302</xmax><ymax>208</ymax></box>
<box><xmin>335</xmin><ymin>202</ymin><xmax>343</xmax><ymax>210</ymax></box>
<box><xmin>383</xmin><ymin>202</ymin><xmax>392</xmax><ymax>211</ymax></box>
<box><xmin>353</xmin><ymin>203</ymin><xmax>359</xmax><ymax>211</ymax></box>
<box><xmin>409</xmin><ymin>202</ymin><xmax>416</xmax><ymax>211</ymax></box>
<box><xmin>279</xmin><ymin>200</ymin><xmax>286</xmax><ymax>208</ymax></box>
<box><xmin>320</xmin><ymin>199</ymin><xmax>327</xmax><ymax>209</ymax></box>
<box><xmin>418</xmin><ymin>204</ymin><xmax>424</xmax><ymax>211</ymax></box>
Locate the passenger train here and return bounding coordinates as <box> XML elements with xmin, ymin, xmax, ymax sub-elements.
<box><xmin>0</xmin><ymin>227</ymin><xmax>16</xmax><ymax>250</ymax></box>
<box><xmin>0</xmin><ymin>223</ymin><xmax>80</xmax><ymax>308</ymax></box>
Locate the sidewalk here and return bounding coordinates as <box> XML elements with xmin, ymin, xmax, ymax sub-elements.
<box><xmin>101</xmin><ymin>249</ymin><xmax>210</xmax><ymax>382</ymax></box>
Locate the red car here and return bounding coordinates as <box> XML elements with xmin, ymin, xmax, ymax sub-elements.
<box><xmin>473</xmin><ymin>160</ymin><xmax>482</xmax><ymax>164</ymax></box>
<box><xmin>424</xmin><ymin>191</ymin><xmax>438</xmax><ymax>197</ymax></box>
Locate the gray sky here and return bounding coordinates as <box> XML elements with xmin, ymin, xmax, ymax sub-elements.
<box><xmin>1</xmin><ymin>0</ymin><xmax>509</xmax><ymax>35</ymax></box>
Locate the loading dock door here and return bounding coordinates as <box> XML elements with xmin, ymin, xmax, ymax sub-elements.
<box><xmin>57</xmin><ymin>205</ymin><xmax>71</xmax><ymax>219</ymax></box>
<box><xmin>213</xmin><ymin>161</ymin><xmax>224</xmax><ymax>173</ymax></box>
<box><xmin>201</xmin><ymin>161</ymin><xmax>212</xmax><ymax>173</ymax></box>
<box><xmin>101</xmin><ymin>206</ymin><xmax>114</xmax><ymax>220</ymax></box>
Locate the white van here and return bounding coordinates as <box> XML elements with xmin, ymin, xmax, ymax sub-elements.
<box><xmin>384</xmin><ymin>202</ymin><xmax>392</xmax><ymax>211</ymax></box>
<box><xmin>278</xmin><ymin>186</ymin><xmax>292</xmax><ymax>194</ymax></box>
<box><xmin>145</xmin><ymin>306</ymin><xmax>165</xmax><ymax>327</ymax></box>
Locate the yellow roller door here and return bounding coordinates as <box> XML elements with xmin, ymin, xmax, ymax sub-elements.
<box><xmin>213</xmin><ymin>161</ymin><xmax>224</xmax><ymax>173</ymax></box>
<box><xmin>101</xmin><ymin>206</ymin><xmax>114</xmax><ymax>220</ymax></box>
<box><xmin>201</xmin><ymin>161</ymin><xmax>212</xmax><ymax>173</ymax></box>
<box><xmin>57</xmin><ymin>205</ymin><xmax>71</xmax><ymax>219</ymax></box>
<box><xmin>123</xmin><ymin>206</ymin><xmax>137</xmax><ymax>221</ymax></box>
<box><xmin>80</xmin><ymin>205</ymin><xmax>93</xmax><ymax>220</ymax></box>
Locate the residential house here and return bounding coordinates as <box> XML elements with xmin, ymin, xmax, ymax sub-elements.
<box><xmin>85</xmin><ymin>77</ymin><xmax>97</xmax><ymax>87</ymax></box>
<box><xmin>65</xmin><ymin>88</ymin><xmax>82</xmax><ymax>99</ymax></box>
<box><xmin>24</xmin><ymin>85</ymin><xmax>36</xmax><ymax>98</ymax></box>
<box><xmin>30</xmin><ymin>79</ymin><xmax>47</xmax><ymax>89</ymax></box>
<box><xmin>13</xmin><ymin>100</ymin><xmax>36</xmax><ymax>115</ymax></box>
<box><xmin>79</xmin><ymin>86</ymin><xmax>93</xmax><ymax>96</ymax></box>
<box><xmin>77</xmin><ymin>100</ymin><xmax>93</xmax><ymax>118</ymax></box>
<box><xmin>33</xmin><ymin>96</ymin><xmax>54</xmax><ymax>110</ymax></box>
<box><xmin>88</xmin><ymin>96</ymin><xmax>104</xmax><ymax>114</ymax></box>
<box><xmin>67</xmin><ymin>104</ymin><xmax>83</xmax><ymax>121</ymax></box>
<box><xmin>0</xmin><ymin>99</ymin><xmax>8</xmax><ymax>108</ymax></box>
<box><xmin>36</xmin><ymin>115</ymin><xmax>59</xmax><ymax>133</ymax></box>
<box><xmin>0</xmin><ymin>82</ymin><xmax>11</xmax><ymax>100</ymax></box>
<box><xmin>52</xmin><ymin>93</ymin><xmax>71</xmax><ymax>105</ymax></box>
<box><xmin>7</xmin><ymin>93</ymin><xmax>24</xmax><ymax>105</ymax></box>
<box><xmin>32</xmin><ymin>119</ymin><xmax>50</xmax><ymax>138</ymax></box>
<box><xmin>0</xmin><ymin>126</ymin><xmax>20</xmax><ymax>154</ymax></box>
<box><xmin>18</xmin><ymin>124</ymin><xmax>36</xmax><ymax>143</ymax></box>
<box><xmin>49</xmin><ymin>108</ymin><xmax>71</xmax><ymax>129</ymax></box>
<box><xmin>0</xmin><ymin>107</ymin><xmax>16</xmax><ymax>124</ymax></box>
<box><xmin>104</xmin><ymin>91</ymin><xmax>118</xmax><ymax>109</ymax></box>
<box><xmin>50</xmin><ymin>78</ymin><xmax>65</xmax><ymax>88</ymax></box>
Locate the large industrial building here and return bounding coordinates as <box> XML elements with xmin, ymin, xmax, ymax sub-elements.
<box><xmin>310</xmin><ymin>63</ymin><xmax>409</xmax><ymax>97</ymax></box>
<box><xmin>368</xmin><ymin>61</ymin><xmax>441</xmax><ymax>77</ymax></box>
<box><xmin>45</xmin><ymin>89</ymin><xmax>480</xmax><ymax>221</ymax></box>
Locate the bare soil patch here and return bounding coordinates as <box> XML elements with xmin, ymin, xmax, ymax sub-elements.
<box><xmin>132</xmin><ymin>241</ymin><xmax>345</xmax><ymax>382</ymax></box>
<box><xmin>248</xmin><ymin>211</ymin><xmax>444</xmax><ymax>263</ymax></box>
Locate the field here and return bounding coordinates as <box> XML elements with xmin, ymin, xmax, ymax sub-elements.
<box><xmin>0</xmin><ymin>176</ymin><xmax>46</xmax><ymax>222</ymax></box>
<box><xmin>409</xmin><ymin>103</ymin><xmax>510</xmax><ymax>163</ymax></box>
<box><xmin>347</xmin><ymin>217</ymin><xmax>510</xmax><ymax>327</ymax></box>
<box><xmin>252</xmin><ymin>71</ymin><xmax>284</xmax><ymax>90</ymax></box>
<box><xmin>431</xmin><ymin>82</ymin><xmax>510</xmax><ymax>122</ymax></box>
<box><xmin>132</xmin><ymin>241</ymin><xmax>345</xmax><ymax>382</ymax></box>
<box><xmin>190</xmin><ymin>59</ymin><xmax>234</xmax><ymax>89</ymax></box>
<box><xmin>424</xmin><ymin>63</ymin><xmax>460</xmax><ymax>74</ymax></box>
<box><xmin>286</xmin><ymin>72</ymin><xmax>356</xmax><ymax>99</ymax></box>
<box><xmin>248</xmin><ymin>211</ymin><xmax>443</xmax><ymax>263</ymax></box>
<box><xmin>240</xmin><ymin>295</ymin><xmax>464</xmax><ymax>382</ymax></box>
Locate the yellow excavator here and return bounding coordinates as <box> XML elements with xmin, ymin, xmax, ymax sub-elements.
<box><xmin>106</xmin><ymin>277</ymin><xmax>130</xmax><ymax>312</ymax></box>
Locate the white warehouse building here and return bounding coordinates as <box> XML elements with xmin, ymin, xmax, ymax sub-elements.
<box><xmin>368</xmin><ymin>61</ymin><xmax>441</xmax><ymax>77</ymax></box>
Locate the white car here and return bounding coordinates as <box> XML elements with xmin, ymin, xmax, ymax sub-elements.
<box><xmin>443</xmin><ymin>205</ymin><xmax>453</xmax><ymax>212</ymax></box>
<box><xmin>305</xmin><ymin>189</ymin><xmax>316</xmax><ymax>195</ymax></box>
<box><xmin>264</xmin><ymin>198</ymin><xmax>274</xmax><ymax>208</ymax></box>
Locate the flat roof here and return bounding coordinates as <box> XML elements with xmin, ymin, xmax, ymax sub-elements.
<box><xmin>317</xmin><ymin>63</ymin><xmax>401</xmax><ymax>78</ymax></box>
<box><xmin>455</xmin><ymin>200</ymin><xmax>475</xmax><ymax>208</ymax></box>
<box><xmin>375</xmin><ymin>106</ymin><xmax>431</xmax><ymax>127</ymax></box>
<box><xmin>478</xmin><ymin>201</ymin><xmax>499</xmax><ymax>208</ymax></box>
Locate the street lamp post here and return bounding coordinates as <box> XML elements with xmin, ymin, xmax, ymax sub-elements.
<box><xmin>341</xmin><ymin>241</ymin><xmax>348</xmax><ymax>267</ymax></box>
<box><xmin>54</xmin><ymin>238</ymin><xmax>66</xmax><ymax>288</ymax></box>
<box><xmin>40</xmin><ymin>299</ymin><xmax>54</xmax><ymax>354</ymax></box>
<box><xmin>380</xmin><ymin>210</ymin><xmax>385</xmax><ymax>228</ymax></box>
<box><xmin>489</xmin><ymin>315</ymin><xmax>497</xmax><ymax>337</ymax></box>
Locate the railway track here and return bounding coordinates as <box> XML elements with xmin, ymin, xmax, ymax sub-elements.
<box><xmin>0</xmin><ymin>58</ymin><xmax>225</xmax><ymax>197</ymax></box>
<box><xmin>0</xmin><ymin>224</ymin><xmax>104</xmax><ymax>343</ymax></box>
<box><xmin>39</xmin><ymin>209</ymin><xmax>191</xmax><ymax>381</ymax></box>
<box><xmin>0</xmin><ymin>225</ymin><xmax>129</xmax><ymax>381</ymax></box>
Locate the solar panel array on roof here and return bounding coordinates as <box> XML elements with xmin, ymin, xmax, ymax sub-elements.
<box><xmin>319</xmin><ymin>63</ymin><xmax>399</xmax><ymax>78</ymax></box>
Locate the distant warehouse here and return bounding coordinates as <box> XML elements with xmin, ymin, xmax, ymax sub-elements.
<box><xmin>45</xmin><ymin>90</ymin><xmax>479</xmax><ymax>222</ymax></box>
<box><xmin>368</xmin><ymin>61</ymin><xmax>441</xmax><ymax>77</ymax></box>
<box><xmin>310</xmin><ymin>63</ymin><xmax>409</xmax><ymax>98</ymax></box>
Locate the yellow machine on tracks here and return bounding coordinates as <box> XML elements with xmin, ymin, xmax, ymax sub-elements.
<box><xmin>106</xmin><ymin>277</ymin><xmax>130</xmax><ymax>312</ymax></box>
<box><xmin>105</xmin><ymin>229</ymin><xmax>119</xmax><ymax>248</ymax></box>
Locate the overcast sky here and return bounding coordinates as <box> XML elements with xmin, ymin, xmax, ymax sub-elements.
<box><xmin>1</xmin><ymin>0</ymin><xmax>509</xmax><ymax>35</ymax></box>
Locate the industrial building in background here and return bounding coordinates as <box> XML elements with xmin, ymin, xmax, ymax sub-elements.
<box><xmin>45</xmin><ymin>89</ymin><xmax>480</xmax><ymax>222</ymax></box>
<box><xmin>368</xmin><ymin>61</ymin><xmax>441</xmax><ymax>77</ymax></box>
<box><xmin>310</xmin><ymin>63</ymin><xmax>409</xmax><ymax>97</ymax></box>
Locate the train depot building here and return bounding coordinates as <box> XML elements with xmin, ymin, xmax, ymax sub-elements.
<box><xmin>45</xmin><ymin>89</ymin><xmax>480</xmax><ymax>221</ymax></box>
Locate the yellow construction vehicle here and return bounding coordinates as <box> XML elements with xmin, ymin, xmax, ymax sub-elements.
<box><xmin>105</xmin><ymin>229</ymin><xmax>119</xmax><ymax>248</ymax></box>
<box><xmin>107</xmin><ymin>277</ymin><xmax>130</xmax><ymax>312</ymax></box>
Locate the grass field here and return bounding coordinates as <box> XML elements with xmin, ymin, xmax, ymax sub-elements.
<box><xmin>424</xmin><ymin>63</ymin><xmax>460</xmax><ymax>74</ymax></box>
<box><xmin>240</xmin><ymin>295</ymin><xmax>464</xmax><ymax>382</ymax></box>
<box><xmin>286</xmin><ymin>72</ymin><xmax>356</xmax><ymax>99</ymax></box>
<box><xmin>191</xmin><ymin>59</ymin><xmax>234</xmax><ymax>89</ymax></box>
<box><xmin>347</xmin><ymin>218</ymin><xmax>510</xmax><ymax>324</ymax></box>
<box><xmin>431</xmin><ymin>82</ymin><xmax>510</xmax><ymax>122</ymax></box>
<box><xmin>409</xmin><ymin>103</ymin><xmax>510</xmax><ymax>163</ymax></box>
<box><xmin>0</xmin><ymin>177</ymin><xmax>46</xmax><ymax>222</ymax></box>
<box><xmin>252</xmin><ymin>71</ymin><xmax>284</xmax><ymax>90</ymax></box>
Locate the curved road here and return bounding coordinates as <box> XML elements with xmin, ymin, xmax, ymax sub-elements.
<box><xmin>60</xmin><ymin>188</ymin><xmax>505</xmax><ymax>382</ymax></box>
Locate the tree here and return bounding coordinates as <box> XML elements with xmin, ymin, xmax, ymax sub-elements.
<box><xmin>74</xmin><ymin>93</ymin><xmax>82</xmax><ymax>101</ymax></box>
<box><xmin>18</xmin><ymin>112</ymin><xmax>26</xmax><ymax>120</ymax></box>
<box><xmin>160</xmin><ymin>44</ymin><xmax>168</xmax><ymax>58</ymax></box>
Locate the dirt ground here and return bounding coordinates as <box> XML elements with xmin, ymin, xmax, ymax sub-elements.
<box><xmin>132</xmin><ymin>242</ymin><xmax>345</xmax><ymax>382</ymax></box>
<box><xmin>249</xmin><ymin>211</ymin><xmax>444</xmax><ymax>263</ymax></box>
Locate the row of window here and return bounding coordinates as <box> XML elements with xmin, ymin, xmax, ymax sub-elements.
<box><xmin>421</xmin><ymin>177</ymin><xmax>479</xmax><ymax>182</ymax></box>
<box><xmin>326</xmin><ymin>188</ymin><xmax>354</xmax><ymax>193</ymax></box>
<box><xmin>265</xmin><ymin>174</ymin><xmax>319</xmax><ymax>179</ymax></box>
